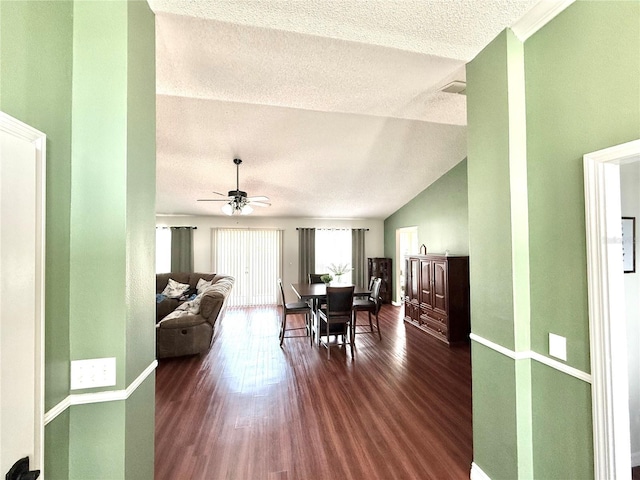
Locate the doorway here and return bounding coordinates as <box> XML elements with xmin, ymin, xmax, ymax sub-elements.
<box><xmin>395</xmin><ymin>227</ymin><xmax>418</xmax><ymax>305</ymax></box>
<box><xmin>0</xmin><ymin>112</ymin><xmax>46</xmax><ymax>476</ymax></box>
<box><xmin>584</xmin><ymin>139</ymin><xmax>640</xmax><ymax>478</ymax></box>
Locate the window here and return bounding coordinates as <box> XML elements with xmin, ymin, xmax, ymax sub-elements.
<box><xmin>213</xmin><ymin>228</ymin><xmax>283</xmax><ymax>307</ymax></box>
<box><xmin>315</xmin><ymin>229</ymin><xmax>352</xmax><ymax>284</ymax></box>
<box><xmin>156</xmin><ymin>227</ymin><xmax>171</xmax><ymax>273</ymax></box>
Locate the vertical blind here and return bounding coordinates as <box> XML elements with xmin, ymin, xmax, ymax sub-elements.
<box><xmin>213</xmin><ymin>228</ymin><xmax>283</xmax><ymax>307</ymax></box>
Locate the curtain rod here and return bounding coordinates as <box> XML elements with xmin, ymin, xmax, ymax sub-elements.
<box><xmin>156</xmin><ymin>226</ymin><xmax>197</xmax><ymax>229</ymax></box>
<box><xmin>296</xmin><ymin>228</ymin><xmax>369</xmax><ymax>231</ymax></box>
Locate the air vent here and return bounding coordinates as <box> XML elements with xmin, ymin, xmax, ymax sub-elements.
<box><xmin>440</xmin><ymin>80</ymin><xmax>466</xmax><ymax>95</ymax></box>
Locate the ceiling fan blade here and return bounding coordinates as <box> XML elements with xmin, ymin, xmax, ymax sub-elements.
<box><xmin>246</xmin><ymin>196</ymin><xmax>269</xmax><ymax>202</ymax></box>
<box><xmin>249</xmin><ymin>201</ymin><xmax>271</xmax><ymax>207</ymax></box>
<box><xmin>211</xmin><ymin>191</ymin><xmax>228</xmax><ymax>197</ymax></box>
<box><xmin>197</xmin><ymin>199</ymin><xmax>231</xmax><ymax>202</ymax></box>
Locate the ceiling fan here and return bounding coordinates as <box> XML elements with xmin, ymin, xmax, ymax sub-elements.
<box><xmin>198</xmin><ymin>158</ymin><xmax>271</xmax><ymax>215</ymax></box>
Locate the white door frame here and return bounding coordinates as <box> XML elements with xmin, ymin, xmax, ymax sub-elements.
<box><xmin>0</xmin><ymin>111</ymin><xmax>46</xmax><ymax>471</ymax></box>
<box><xmin>395</xmin><ymin>226</ymin><xmax>418</xmax><ymax>306</ymax></box>
<box><xmin>584</xmin><ymin>139</ymin><xmax>640</xmax><ymax>479</ymax></box>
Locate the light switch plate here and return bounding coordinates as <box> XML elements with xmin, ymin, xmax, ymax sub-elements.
<box><xmin>70</xmin><ymin>357</ymin><xmax>116</xmax><ymax>390</ymax></box>
<box><xmin>549</xmin><ymin>333</ymin><xmax>567</xmax><ymax>361</ymax></box>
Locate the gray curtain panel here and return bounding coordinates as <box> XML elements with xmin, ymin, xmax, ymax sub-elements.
<box><xmin>351</xmin><ymin>228</ymin><xmax>366</xmax><ymax>287</ymax></box>
<box><xmin>298</xmin><ymin>228</ymin><xmax>315</xmax><ymax>283</ymax></box>
<box><xmin>170</xmin><ymin>227</ymin><xmax>194</xmax><ymax>273</ymax></box>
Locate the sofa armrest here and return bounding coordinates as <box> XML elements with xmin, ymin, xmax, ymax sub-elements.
<box><xmin>156</xmin><ymin>298</ymin><xmax>180</xmax><ymax>323</ymax></box>
<box><xmin>199</xmin><ymin>277</ymin><xmax>234</xmax><ymax>323</ymax></box>
<box><xmin>156</xmin><ymin>312</ymin><xmax>206</xmax><ymax>329</ymax></box>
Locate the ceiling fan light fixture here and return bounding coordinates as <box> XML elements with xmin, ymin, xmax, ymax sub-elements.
<box><xmin>198</xmin><ymin>158</ymin><xmax>270</xmax><ymax>216</ymax></box>
<box><xmin>221</xmin><ymin>203</ymin><xmax>234</xmax><ymax>216</ymax></box>
<box><xmin>221</xmin><ymin>199</ymin><xmax>254</xmax><ymax>216</ymax></box>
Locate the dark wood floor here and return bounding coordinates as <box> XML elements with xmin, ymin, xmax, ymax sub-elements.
<box><xmin>155</xmin><ymin>304</ymin><xmax>473</xmax><ymax>479</ymax></box>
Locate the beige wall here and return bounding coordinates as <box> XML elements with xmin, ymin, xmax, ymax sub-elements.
<box><xmin>157</xmin><ymin>215</ymin><xmax>385</xmax><ymax>303</ymax></box>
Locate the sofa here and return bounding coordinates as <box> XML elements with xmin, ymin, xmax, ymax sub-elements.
<box><xmin>156</xmin><ymin>272</ymin><xmax>234</xmax><ymax>359</ymax></box>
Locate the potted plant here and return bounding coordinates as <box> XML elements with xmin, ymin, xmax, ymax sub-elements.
<box><xmin>320</xmin><ymin>274</ymin><xmax>333</xmax><ymax>285</ymax></box>
<box><xmin>327</xmin><ymin>263</ymin><xmax>352</xmax><ymax>283</ymax></box>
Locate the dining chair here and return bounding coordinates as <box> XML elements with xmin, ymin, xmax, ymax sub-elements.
<box><xmin>352</xmin><ymin>277</ymin><xmax>383</xmax><ymax>340</ymax></box>
<box><xmin>355</xmin><ymin>275</ymin><xmax>376</xmax><ymax>300</ymax></box>
<box><xmin>308</xmin><ymin>273</ymin><xmax>329</xmax><ymax>310</ymax></box>
<box><xmin>317</xmin><ymin>285</ymin><xmax>355</xmax><ymax>359</ymax></box>
<box><xmin>308</xmin><ymin>273</ymin><xmax>328</xmax><ymax>284</ymax></box>
<box><xmin>278</xmin><ymin>278</ymin><xmax>312</xmax><ymax>347</ymax></box>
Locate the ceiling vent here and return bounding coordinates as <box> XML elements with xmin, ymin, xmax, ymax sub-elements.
<box><xmin>440</xmin><ymin>80</ymin><xmax>466</xmax><ymax>95</ymax></box>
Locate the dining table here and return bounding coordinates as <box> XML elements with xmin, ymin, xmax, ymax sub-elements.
<box><xmin>290</xmin><ymin>282</ymin><xmax>370</xmax><ymax>345</ymax></box>
<box><xmin>290</xmin><ymin>282</ymin><xmax>370</xmax><ymax>306</ymax></box>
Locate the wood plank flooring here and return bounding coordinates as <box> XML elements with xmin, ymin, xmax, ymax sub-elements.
<box><xmin>155</xmin><ymin>304</ymin><xmax>473</xmax><ymax>480</ymax></box>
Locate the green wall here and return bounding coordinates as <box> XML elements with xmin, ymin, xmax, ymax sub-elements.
<box><xmin>467</xmin><ymin>28</ymin><xmax>535</xmax><ymax>478</ymax></box>
<box><xmin>1</xmin><ymin>1</ymin><xmax>156</xmax><ymax>478</ymax></box>
<box><xmin>124</xmin><ymin>2</ymin><xmax>156</xmax><ymax>476</ymax></box>
<box><xmin>471</xmin><ymin>344</ymin><xmax>518</xmax><ymax>479</ymax></box>
<box><xmin>525</xmin><ymin>0</ymin><xmax>640</xmax><ymax>373</ymax></box>
<box><xmin>465</xmin><ymin>1</ymin><xmax>640</xmax><ymax>479</ymax></box>
<box><xmin>383</xmin><ymin>158</ymin><xmax>469</xmax><ymax>299</ymax></box>
<box><xmin>69</xmin><ymin>0</ymin><xmax>129</xmax><ymax>383</ymax></box>
<box><xmin>466</xmin><ymin>30</ymin><xmax>519</xmax><ymax>351</ymax></box>
<box><xmin>125</xmin><ymin>0</ymin><xmax>157</xmax><ymax>386</ymax></box>
<box><xmin>0</xmin><ymin>0</ymin><xmax>73</xmax><ymax>414</ymax></box>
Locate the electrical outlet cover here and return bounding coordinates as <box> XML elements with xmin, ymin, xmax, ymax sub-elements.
<box><xmin>549</xmin><ymin>333</ymin><xmax>567</xmax><ymax>361</ymax></box>
<box><xmin>70</xmin><ymin>357</ymin><xmax>116</xmax><ymax>390</ymax></box>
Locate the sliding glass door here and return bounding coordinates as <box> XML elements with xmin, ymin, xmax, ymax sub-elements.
<box><xmin>213</xmin><ymin>228</ymin><xmax>283</xmax><ymax>307</ymax></box>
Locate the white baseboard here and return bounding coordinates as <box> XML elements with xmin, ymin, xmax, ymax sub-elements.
<box><xmin>631</xmin><ymin>450</ymin><xmax>640</xmax><ymax>467</ymax></box>
<box><xmin>470</xmin><ymin>462</ymin><xmax>491</xmax><ymax>480</ymax></box>
<box><xmin>44</xmin><ymin>359</ymin><xmax>157</xmax><ymax>425</ymax></box>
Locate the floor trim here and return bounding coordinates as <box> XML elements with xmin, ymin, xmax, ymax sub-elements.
<box><xmin>470</xmin><ymin>462</ymin><xmax>492</xmax><ymax>480</ymax></box>
<box><xmin>44</xmin><ymin>360</ymin><xmax>157</xmax><ymax>425</ymax></box>
<box><xmin>470</xmin><ymin>333</ymin><xmax>591</xmax><ymax>384</ymax></box>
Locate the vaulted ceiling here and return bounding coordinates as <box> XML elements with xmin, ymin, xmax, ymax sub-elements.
<box><xmin>149</xmin><ymin>0</ymin><xmax>545</xmax><ymax>218</ymax></box>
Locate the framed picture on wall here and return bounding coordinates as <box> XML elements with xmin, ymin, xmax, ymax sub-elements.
<box><xmin>622</xmin><ymin>216</ymin><xmax>635</xmax><ymax>273</ymax></box>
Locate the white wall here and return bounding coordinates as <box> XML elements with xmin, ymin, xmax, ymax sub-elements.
<box><xmin>156</xmin><ymin>215</ymin><xmax>385</xmax><ymax>303</ymax></box>
<box><xmin>621</xmin><ymin>161</ymin><xmax>640</xmax><ymax>465</ymax></box>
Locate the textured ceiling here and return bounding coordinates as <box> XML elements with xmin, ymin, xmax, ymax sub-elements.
<box><xmin>150</xmin><ymin>0</ymin><xmax>542</xmax><ymax>218</ymax></box>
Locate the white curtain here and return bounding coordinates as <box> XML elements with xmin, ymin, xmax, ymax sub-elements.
<box><xmin>212</xmin><ymin>228</ymin><xmax>283</xmax><ymax>306</ymax></box>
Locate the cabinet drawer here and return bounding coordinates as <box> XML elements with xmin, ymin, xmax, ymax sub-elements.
<box><xmin>425</xmin><ymin>317</ymin><xmax>448</xmax><ymax>337</ymax></box>
<box><xmin>427</xmin><ymin>309</ymin><xmax>447</xmax><ymax>324</ymax></box>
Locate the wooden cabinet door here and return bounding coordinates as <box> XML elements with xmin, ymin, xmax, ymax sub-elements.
<box><xmin>432</xmin><ymin>259</ymin><xmax>447</xmax><ymax>315</ymax></box>
<box><xmin>419</xmin><ymin>258</ymin><xmax>433</xmax><ymax>309</ymax></box>
<box><xmin>404</xmin><ymin>258</ymin><xmax>410</xmax><ymax>302</ymax></box>
<box><xmin>409</xmin><ymin>257</ymin><xmax>420</xmax><ymax>301</ymax></box>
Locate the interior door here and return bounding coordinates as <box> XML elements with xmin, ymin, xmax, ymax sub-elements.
<box><xmin>0</xmin><ymin>113</ymin><xmax>45</xmax><ymax>477</ymax></box>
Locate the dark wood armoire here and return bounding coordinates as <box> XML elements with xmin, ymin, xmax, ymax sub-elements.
<box><xmin>404</xmin><ymin>254</ymin><xmax>470</xmax><ymax>345</ymax></box>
